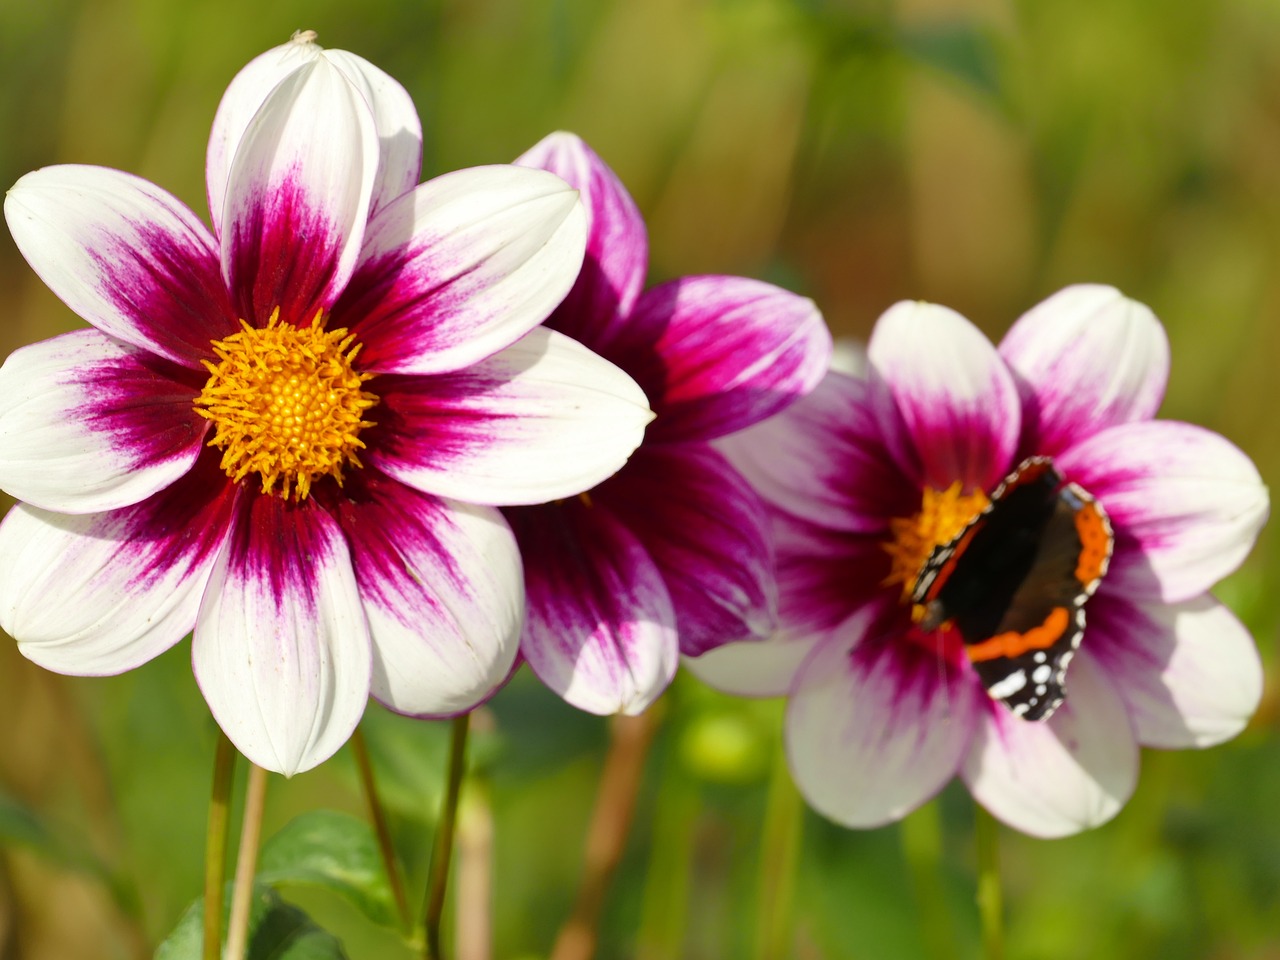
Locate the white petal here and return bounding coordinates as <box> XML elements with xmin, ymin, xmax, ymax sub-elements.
<box><xmin>371</xmin><ymin>326</ymin><xmax>653</xmax><ymax>505</ymax></box>
<box><xmin>961</xmin><ymin>652</ymin><xmax>1138</xmax><ymax>838</ymax></box>
<box><xmin>683</xmin><ymin>633</ymin><xmax>820</xmax><ymax>698</ymax></box>
<box><xmin>0</xmin><ymin>331</ymin><xmax>206</xmax><ymax>513</ymax></box>
<box><xmin>868</xmin><ymin>301</ymin><xmax>1020</xmax><ymax>492</ymax></box>
<box><xmin>192</xmin><ymin>495</ymin><xmax>371</xmax><ymax>777</ymax></box>
<box><xmin>999</xmin><ymin>285</ymin><xmax>1169</xmax><ymax>455</ymax></box>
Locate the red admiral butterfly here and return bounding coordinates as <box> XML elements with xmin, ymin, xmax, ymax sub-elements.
<box><xmin>911</xmin><ymin>456</ymin><xmax>1113</xmax><ymax>721</ymax></box>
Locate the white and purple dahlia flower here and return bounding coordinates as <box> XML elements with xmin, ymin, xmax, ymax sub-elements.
<box><xmin>503</xmin><ymin>132</ymin><xmax>832</xmax><ymax>715</ymax></box>
<box><xmin>694</xmin><ymin>286</ymin><xmax>1268</xmax><ymax>837</ymax></box>
<box><xmin>0</xmin><ymin>35</ymin><xmax>651</xmax><ymax>775</ymax></box>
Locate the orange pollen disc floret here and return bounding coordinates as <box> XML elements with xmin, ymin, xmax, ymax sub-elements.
<box><xmin>193</xmin><ymin>308</ymin><xmax>379</xmax><ymax>501</ymax></box>
<box><xmin>882</xmin><ymin>481</ymin><xmax>990</xmax><ymax>604</ymax></box>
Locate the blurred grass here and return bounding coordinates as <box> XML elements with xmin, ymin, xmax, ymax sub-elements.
<box><xmin>1</xmin><ymin>0</ymin><xmax>1279</xmax><ymax>957</ymax></box>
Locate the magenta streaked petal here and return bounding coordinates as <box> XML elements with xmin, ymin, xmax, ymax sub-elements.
<box><xmin>335</xmin><ymin>166</ymin><xmax>587</xmax><ymax>376</ymax></box>
<box><xmin>508</xmin><ymin>498</ymin><xmax>677</xmax><ymax>715</ymax></box>
<box><xmin>785</xmin><ymin>606</ymin><xmax>982</xmax><ymax>828</ymax></box>
<box><xmin>207</xmin><ymin>35</ymin><xmax>324</xmax><ymax>240</ymax></box>
<box><xmin>961</xmin><ymin>653</ymin><xmax>1137</xmax><ymax>838</ymax></box>
<box><xmin>5</xmin><ymin>166</ymin><xmax>236</xmax><ymax>366</ymax></box>
<box><xmin>192</xmin><ymin>493</ymin><xmax>372</xmax><ymax>776</ymax></box>
<box><xmin>621</xmin><ymin>277</ymin><xmax>832</xmax><ymax>443</ymax></box>
<box><xmin>600</xmin><ymin>445</ymin><xmax>774</xmax><ymax>656</ymax></box>
<box><xmin>868</xmin><ymin>300</ymin><xmax>1020</xmax><ymax>492</ymax></box>
<box><xmin>1087</xmin><ymin>592</ymin><xmax>1262</xmax><ymax>749</ymax></box>
<box><xmin>0</xmin><ymin>451</ymin><xmax>236</xmax><ymax>675</ymax></box>
<box><xmin>323</xmin><ymin>473</ymin><xmax>522</xmax><ymax>718</ymax></box>
<box><xmin>369</xmin><ymin>326</ymin><xmax>651</xmax><ymax>505</ymax></box>
<box><xmin>1000</xmin><ymin>285</ymin><xmax>1170</xmax><ymax>457</ymax></box>
<box><xmin>718</xmin><ymin>370</ymin><xmax>916</xmax><ymax>535</ymax></box>
<box><xmin>1057</xmin><ymin>420</ymin><xmax>1268</xmax><ymax>603</ymax></box>
<box><xmin>515</xmin><ymin>131</ymin><xmax>648</xmax><ymax>339</ymax></box>
<box><xmin>222</xmin><ymin>53</ymin><xmax>379</xmax><ymax>326</ymax></box>
<box><xmin>0</xmin><ymin>330</ymin><xmax>207</xmax><ymax>513</ymax></box>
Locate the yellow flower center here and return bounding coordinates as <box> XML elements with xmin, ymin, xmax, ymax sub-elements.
<box><xmin>882</xmin><ymin>482</ymin><xmax>990</xmax><ymax>603</ymax></box>
<box><xmin>194</xmin><ymin>308</ymin><xmax>379</xmax><ymax>501</ymax></box>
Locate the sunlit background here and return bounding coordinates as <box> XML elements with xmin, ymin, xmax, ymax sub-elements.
<box><xmin>1</xmin><ymin>0</ymin><xmax>1278</xmax><ymax>957</ymax></box>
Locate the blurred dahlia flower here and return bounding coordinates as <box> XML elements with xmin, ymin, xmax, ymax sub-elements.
<box><xmin>503</xmin><ymin>132</ymin><xmax>832</xmax><ymax>715</ymax></box>
<box><xmin>693</xmin><ymin>286</ymin><xmax>1268</xmax><ymax>837</ymax></box>
<box><xmin>0</xmin><ymin>35</ymin><xmax>651</xmax><ymax>775</ymax></box>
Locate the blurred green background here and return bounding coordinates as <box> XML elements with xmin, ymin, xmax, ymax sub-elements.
<box><xmin>0</xmin><ymin>0</ymin><xmax>1278</xmax><ymax>957</ymax></box>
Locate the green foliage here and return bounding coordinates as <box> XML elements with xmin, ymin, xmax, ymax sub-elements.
<box><xmin>156</xmin><ymin>885</ymin><xmax>348</xmax><ymax>960</ymax></box>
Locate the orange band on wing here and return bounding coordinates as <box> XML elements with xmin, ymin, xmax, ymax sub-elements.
<box><xmin>1074</xmin><ymin>500</ymin><xmax>1111</xmax><ymax>585</ymax></box>
<box><xmin>965</xmin><ymin>606</ymin><xmax>1070</xmax><ymax>662</ymax></box>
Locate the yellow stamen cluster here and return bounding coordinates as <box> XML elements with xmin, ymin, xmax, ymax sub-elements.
<box><xmin>882</xmin><ymin>481</ymin><xmax>990</xmax><ymax>602</ymax></box>
<box><xmin>194</xmin><ymin>309</ymin><xmax>379</xmax><ymax>500</ymax></box>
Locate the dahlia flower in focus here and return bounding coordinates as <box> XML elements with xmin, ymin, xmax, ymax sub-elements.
<box><xmin>504</xmin><ymin>132</ymin><xmax>832</xmax><ymax>715</ymax></box>
<box><xmin>0</xmin><ymin>35</ymin><xmax>651</xmax><ymax>775</ymax></box>
<box><xmin>693</xmin><ymin>286</ymin><xmax>1268</xmax><ymax>837</ymax></box>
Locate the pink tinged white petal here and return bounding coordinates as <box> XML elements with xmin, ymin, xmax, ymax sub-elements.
<box><xmin>1000</xmin><ymin>285</ymin><xmax>1170</xmax><ymax>456</ymax></box>
<box><xmin>1086</xmin><ymin>592</ymin><xmax>1262</xmax><ymax>749</ymax></box>
<box><xmin>0</xmin><ymin>331</ymin><xmax>207</xmax><ymax>513</ymax></box>
<box><xmin>786</xmin><ymin>608</ymin><xmax>982</xmax><ymax>828</ymax></box>
<box><xmin>600</xmin><ymin>445</ymin><xmax>775</xmax><ymax>656</ymax></box>
<box><xmin>509</xmin><ymin>499</ymin><xmax>677</xmax><ymax>715</ymax></box>
<box><xmin>623</xmin><ymin>277</ymin><xmax>832</xmax><ymax>444</ymax></box>
<box><xmin>962</xmin><ymin>652</ymin><xmax>1138</xmax><ymax>838</ymax></box>
<box><xmin>206</xmin><ymin>34</ymin><xmax>324</xmax><ymax>239</ymax></box>
<box><xmin>336</xmin><ymin>165</ymin><xmax>588</xmax><ymax>376</ymax></box>
<box><xmin>325</xmin><ymin>475</ymin><xmax>522</xmax><ymax>717</ymax></box>
<box><xmin>1057</xmin><ymin>420</ymin><xmax>1269</xmax><ymax>603</ymax></box>
<box><xmin>684</xmin><ymin>635</ymin><xmax>820</xmax><ymax>698</ymax></box>
<box><xmin>192</xmin><ymin>494</ymin><xmax>372</xmax><ymax>777</ymax></box>
<box><xmin>5</xmin><ymin>165</ymin><xmax>236</xmax><ymax>366</ymax></box>
<box><xmin>370</xmin><ymin>326</ymin><xmax>652</xmax><ymax>506</ymax></box>
<box><xmin>0</xmin><ymin>452</ymin><xmax>236</xmax><ymax>675</ymax></box>
<box><xmin>515</xmin><ymin>131</ymin><xmax>648</xmax><ymax>340</ymax></box>
<box><xmin>718</xmin><ymin>371</ymin><xmax>917</xmax><ymax>536</ymax></box>
<box><xmin>221</xmin><ymin>54</ymin><xmax>379</xmax><ymax>326</ymax></box>
<box><xmin>867</xmin><ymin>301</ymin><xmax>1020</xmax><ymax>492</ymax></box>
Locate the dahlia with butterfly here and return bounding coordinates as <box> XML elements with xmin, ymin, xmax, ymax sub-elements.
<box><xmin>692</xmin><ymin>286</ymin><xmax>1268</xmax><ymax>837</ymax></box>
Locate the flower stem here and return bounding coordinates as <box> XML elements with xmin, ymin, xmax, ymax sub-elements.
<box><xmin>203</xmin><ymin>730</ymin><xmax>237</xmax><ymax>960</ymax></box>
<box><xmin>753</xmin><ymin>738</ymin><xmax>803</xmax><ymax>960</ymax></box>
<box><xmin>550</xmin><ymin>708</ymin><xmax>661</xmax><ymax>960</ymax></box>
<box><xmin>352</xmin><ymin>725</ymin><xmax>411</xmax><ymax>933</ymax></box>
<box><xmin>224</xmin><ymin>761</ymin><xmax>270</xmax><ymax>960</ymax></box>
<box><xmin>900</xmin><ymin>801</ymin><xmax>959</xmax><ymax>960</ymax></box>
<box><xmin>424</xmin><ymin>713</ymin><xmax>471</xmax><ymax>960</ymax></box>
<box><xmin>974</xmin><ymin>805</ymin><xmax>1004</xmax><ymax>960</ymax></box>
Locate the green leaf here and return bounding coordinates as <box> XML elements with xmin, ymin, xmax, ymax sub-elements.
<box><xmin>897</xmin><ymin>20</ymin><xmax>1007</xmax><ymax>108</ymax></box>
<box><xmin>257</xmin><ymin>810</ymin><xmax>398</xmax><ymax>930</ymax></box>
<box><xmin>155</xmin><ymin>883</ymin><xmax>348</xmax><ymax>960</ymax></box>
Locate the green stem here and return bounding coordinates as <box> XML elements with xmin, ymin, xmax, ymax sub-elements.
<box><xmin>900</xmin><ymin>801</ymin><xmax>958</xmax><ymax>960</ymax></box>
<box><xmin>225</xmin><ymin>762</ymin><xmax>270</xmax><ymax>960</ymax></box>
<box><xmin>424</xmin><ymin>713</ymin><xmax>471</xmax><ymax>960</ymax></box>
<box><xmin>753</xmin><ymin>740</ymin><xmax>803</xmax><ymax>960</ymax></box>
<box><xmin>352</xmin><ymin>725</ymin><xmax>411</xmax><ymax>932</ymax></box>
<box><xmin>203</xmin><ymin>731</ymin><xmax>237</xmax><ymax>960</ymax></box>
<box><xmin>974</xmin><ymin>805</ymin><xmax>1004</xmax><ymax>960</ymax></box>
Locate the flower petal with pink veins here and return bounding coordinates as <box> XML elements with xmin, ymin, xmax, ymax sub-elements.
<box><xmin>192</xmin><ymin>493</ymin><xmax>372</xmax><ymax>777</ymax></box>
<box><xmin>962</xmin><ymin>652</ymin><xmax>1138</xmax><ymax>838</ymax></box>
<box><xmin>370</xmin><ymin>326</ymin><xmax>651</xmax><ymax>506</ymax></box>
<box><xmin>1057</xmin><ymin>420</ymin><xmax>1268</xmax><ymax>603</ymax></box>
<box><xmin>1086</xmin><ymin>592</ymin><xmax>1262</xmax><ymax>749</ymax></box>
<box><xmin>620</xmin><ymin>277</ymin><xmax>831</xmax><ymax>444</ymax></box>
<box><xmin>718</xmin><ymin>371</ymin><xmax>916</xmax><ymax>535</ymax></box>
<box><xmin>0</xmin><ymin>451</ymin><xmax>236</xmax><ymax>675</ymax></box>
<box><xmin>786</xmin><ymin>605</ymin><xmax>982</xmax><ymax>828</ymax></box>
<box><xmin>868</xmin><ymin>301</ymin><xmax>1020</xmax><ymax>492</ymax></box>
<box><xmin>323</xmin><ymin>474</ymin><xmax>523</xmax><ymax>718</ymax></box>
<box><xmin>337</xmin><ymin>165</ymin><xmax>587</xmax><ymax>376</ymax></box>
<box><xmin>602</xmin><ymin>445</ymin><xmax>776</xmax><ymax>655</ymax></box>
<box><xmin>507</xmin><ymin>498</ymin><xmax>677</xmax><ymax>716</ymax></box>
<box><xmin>1000</xmin><ymin>285</ymin><xmax>1169</xmax><ymax>457</ymax></box>
<box><xmin>516</xmin><ymin>131</ymin><xmax>648</xmax><ymax>341</ymax></box>
<box><xmin>5</xmin><ymin>166</ymin><xmax>236</xmax><ymax>367</ymax></box>
<box><xmin>0</xmin><ymin>330</ymin><xmax>208</xmax><ymax>514</ymax></box>
<box><xmin>221</xmin><ymin>53</ymin><xmax>379</xmax><ymax>326</ymax></box>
